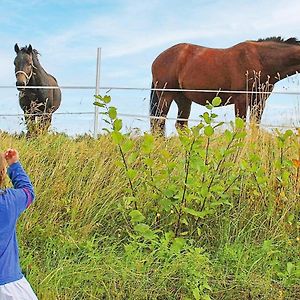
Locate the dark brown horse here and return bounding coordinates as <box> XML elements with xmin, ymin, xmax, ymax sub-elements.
<box><xmin>14</xmin><ymin>44</ymin><xmax>61</xmax><ymax>135</ymax></box>
<box><xmin>150</xmin><ymin>37</ymin><xmax>300</xmax><ymax>133</ymax></box>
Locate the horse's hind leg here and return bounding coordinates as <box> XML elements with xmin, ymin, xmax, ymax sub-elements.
<box><xmin>150</xmin><ymin>92</ymin><xmax>174</xmax><ymax>135</ymax></box>
<box><xmin>174</xmin><ymin>96</ymin><xmax>192</xmax><ymax>131</ymax></box>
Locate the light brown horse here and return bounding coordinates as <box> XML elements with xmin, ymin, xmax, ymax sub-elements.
<box><xmin>150</xmin><ymin>37</ymin><xmax>300</xmax><ymax>133</ymax></box>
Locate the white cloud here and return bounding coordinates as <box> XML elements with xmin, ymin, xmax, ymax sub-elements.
<box><xmin>35</xmin><ymin>0</ymin><xmax>300</xmax><ymax>62</ymax></box>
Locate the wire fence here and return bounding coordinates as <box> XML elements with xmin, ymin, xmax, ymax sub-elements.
<box><xmin>1</xmin><ymin>84</ymin><xmax>300</xmax><ymax>95</ymax></box>
<box><xmin>0</xmin><ymin>84</ymin><xmax>300</xmax><ymax>135</ymax></box>
<box><xmin>3</xmin><ymin>45</ymin><xmax>300</xmax><ymax>135</ymax></box>
<box><xmin>0</xmin><ymin>111</ymin><xmax>295</xmax><ymax>129</ymax></box>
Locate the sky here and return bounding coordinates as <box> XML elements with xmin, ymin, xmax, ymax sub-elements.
<box><xmin>0</xmin><ymin>0</ymin><xmax>300</xmax><ymax>135</ymax></box>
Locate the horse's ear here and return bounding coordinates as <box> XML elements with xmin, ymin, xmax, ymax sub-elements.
<box><xmin>14</xmin><ymin>43</ymin><xmax>20</xmax><ymax>53</ymax></box>
<box><xmin>27</xmin><ymin>44</ymin><xmax>33</xmax><ymax>53</ymax></box>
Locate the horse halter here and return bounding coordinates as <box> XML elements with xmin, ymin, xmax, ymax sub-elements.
<box><xmin>15</xmin><ymin>63</ymin><xmax>37</xmax><ymax>85</ymax></box>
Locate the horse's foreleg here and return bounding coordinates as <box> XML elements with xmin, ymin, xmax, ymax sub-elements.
<box><xmin>150</xmin><ymin>93</ymin><xmax>173</xmax><ymax>135</ymax></box>
<box><xmin>174</xmin><ymin>96</ymin><xmax>192</xmax><ymax>131</ymax></box>
<box><xmin>39</xmin><ymin>99</ymin><xmax>54</xmax><ymax>133</ymax></box>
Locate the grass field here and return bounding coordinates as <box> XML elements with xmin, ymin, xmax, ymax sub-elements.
<box><xmin>1</xmin><ymin>117</ymin><xmax>299</xmax><ymax>299</ymax></box>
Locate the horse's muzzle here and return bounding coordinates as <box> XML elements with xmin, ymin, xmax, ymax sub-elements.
<box><xmin>16</xmin><ymin>81</ymin><xmax>26</xmax><ymax>91</ymax></box>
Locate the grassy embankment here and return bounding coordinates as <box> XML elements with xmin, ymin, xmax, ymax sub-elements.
<box><xmin>1</xmin><ymin>115</ymin><xmax>299</xmax><ymax>299</ymax></box>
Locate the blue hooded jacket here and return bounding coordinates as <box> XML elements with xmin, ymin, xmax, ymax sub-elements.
<box><xmin>0</xmin><ymin>162</ymin><xmax>35</xmax><ymax>285</ymax></box>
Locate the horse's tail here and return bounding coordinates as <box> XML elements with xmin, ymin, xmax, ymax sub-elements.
<box><xmin>150</xmin><ymin>81</ymin><xmax>159</xmax><ymax>117</ymax></box>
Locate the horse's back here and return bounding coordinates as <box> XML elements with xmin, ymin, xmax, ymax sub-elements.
<box><xmin>180</xmin><ymin>42</ymin><xmax>262</xmax><ymax>89</ymax></box>
<box><xmin>152</xmin><ymin>43</ymin><xmax>207</xmax><ymax>89</ymax></box>
<box><xmin>152</xmin><ymin>41</ymin><xmax>261</xmax><ymax>91</ymax></box>
<box><xmin>151</xmin><ymin>41</ymin><xmax>264</xmax><ymax>106</ymax></box>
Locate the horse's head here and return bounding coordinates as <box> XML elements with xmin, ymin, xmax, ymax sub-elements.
<box><xmin>14</xmin><ymin>43</ymin><xmax>35</xmax><ymax>91</ymax></box>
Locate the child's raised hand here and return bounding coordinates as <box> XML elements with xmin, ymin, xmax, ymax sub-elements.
<box><xmin>4</xmin><ymin>149</ymin><xmax>19</xmax><ymax>166</ymax></box>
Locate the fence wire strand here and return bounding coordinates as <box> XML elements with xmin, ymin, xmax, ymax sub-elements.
<box><xmin>0</xmin><ymin>111</ymin><xmax>296</xmax><ymax>130</ymax></box>
<box><xmin>0</xmin><ymin>85</ymin><xmax>300</xmax><ymax>95</ymax></box>
<box><xmin>0</xmin><ymin>85</ymin><xmax>299</xmax><ymax>131</ymax></box>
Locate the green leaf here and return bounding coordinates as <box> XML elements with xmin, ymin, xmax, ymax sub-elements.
<box><xmin>122</xmin><ymin>139</ymin><xmax>134</xmax><ymax>153</ymax></box>
<box><xmin>93</xmin><ymin>101</ymin><xmax>105</xmax><ymax>108</ymax></box>
<box><xmin>129</xmin><ymin>210</ymin><xmax>145</xmax><ymax>223</ymax></box>
<box><xmin>236</xmin><ymin>131</ymin><xmax>247</xmax><ymax>139</ymax></box>
<box><xmin>179</xmin><ymin>134</ymin><xmax>191</xmax><ymax>148</ymax></box>
<box><xmin>200</xmin><ymin>185</ymin><xmax>209</xmax><ymax>197</ymax></box>
<box><xmin>287</xmin><ymin>214</ymin><xmax>295</xmax><ymax>224</ymax></box>
<box><xmin>160</xmin><ymin>149</ymin><xmax>171</xmax><ymax>159</ymax></box>
<box><xmin>102</xmin><ymin>128</ymin><xmax>110</xmax><ymax>133</ymax></box>
<box><xmin>212</xmin><ymin>96</ymin><xmax>222</xmax><ymax>107</ymax></box>
<box><xmin>257</xmin><ymin>176</ymin><xmax>267</xmax><ymax>184</ymax></box>
<box><xmin>240</xmin><ymin>160</ymin><xmax>249</xmax><ymax>170</ymax></box>
<box><xmin>144</xmin><ymin>157</ymin><xmax>154</xmax><ymax>167</ymax></box>
<box><xmin>183</xmin><ymin>207</ymin><xmax>212</xmax><ymax>218</ymax></box>
<box><xmin>113</xmin><ymin>119</ymin><xmax>123</xmax><ymax>131</ymax></box>
<box><xmin>180</xmin><ymin>231</ymin><xmax>189</xmax><ymax>236</ymax></box>
<box><xmin>167</xmin><ymin>162</ymin><xmax>177</xmax><ymax>171</ymax></box>
<box><xmin>115</xmin><ymin>160</ymin><xmax>124</xmax><ymax>168</ymax></box>
<box><xmin>202</xmin><ymin>112</ymin><xmax>211</xmax><ymax>124</ymax></box>
<box><xmin>134</xmin><ymin>224</ymin><xmax>157</xmax><ymax>240</ymax></box>
<box><xmin>126</xmin><ymin>169</ymin><xmax>137</xmax><ymax>180</ymax></box>
<box><xmin>287</xmin><ymin>262</ymin><xmax>294</xmax><ymax>275</ymax></box>
<box><xmin>128</xmin><ymin>152</ymin><xmax>138</xmax><ymax>164</ymax></box>
<box><xmin>144</xmin><ymin>133</ymin><xmax>154</xmax><ymax>144</ymax></box>
<box><xmin>134</xmin><ymin>223</ymin><xmax>149</xmax><ymax>233</ymax></box>
<box><xmin>277</xmin><ymin>139</ymin><xmax>285</xmax><ymax>148</ymax></box>
<box><xmin>283</xmin><ymin>129</ymin><xmax>293</xmax><ymax>139</ymax></box>
<box><xmin>205</xmin><ymin>103</ymin><xmax>213</xmax><ymax>110</ymax></box>
<box><xmin>171</xmin><ymin>237</ymin><xmax>186</xmax><ymax>253</ymax></box>
<box><xmin>108</xmin><ymin>107</ymin><xmax>117</xmax><ymax>120</ymax></box>
<box><xmin>204</xmin><ymin>125</ymin><xmax>214</xmax><ymax>137</ymax></box>
<box><xmin>213</xmin><ymin>121</ymin><xmax>224</xmax><ymax>128</ymax></box>
<box><xmin>282</xmin><ymin>170</ymin><xmax>290</xmax><ymax>183</ymax></box>
<box><xmin>142</xmin><ymin>134</ymin><xmax>154</xmax><ymax>154</ymax></box>
<box><xmin>111</xmin><ymin>131</ymin><xmax>123</xmax><ymax>144</ymax></box>
<box><xmin>164</xmin><ymin>231</ymin><xmax>175</xmax><ymax>242</ymax></box>
<box><xmin>224</xmin><ymin>129</ymin><xmax>233</xmax><ymax>142</ymax></box>
<box><xmin>159</xmin><ymin>198</ymin><xmax>173</xmax><ymax>211</ymax></box>
<box><xmin>235</xmin><ymin>117</ymin><xmax>245</xmax><ymax>129</ymax></box>
<box><xmin>102</xmin><ymin>95</ymin><xmax>111</xmax><ymax>103</ymax></box>
<box><xmin>262</xmin><ymin>240</ymin><xmax>272</xmax><ymax>252</ymax></box>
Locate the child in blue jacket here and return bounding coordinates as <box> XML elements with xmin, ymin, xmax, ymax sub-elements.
<box><xmin>0</xmin><ymin>149</ymin><xmax>38</xmax><ymax>299</ymax></box>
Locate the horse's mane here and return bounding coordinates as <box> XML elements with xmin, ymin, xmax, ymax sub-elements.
<box><xmin>257</xmin><ymin>36</ymin><xmax>300</xmax><ymax>45</ymax></box>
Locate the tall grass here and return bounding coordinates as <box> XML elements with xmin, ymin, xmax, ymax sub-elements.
<box><xmin>0</xmin><ymin>127</ymin><xmax>299</xmax><ymax>299</ymax></box>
